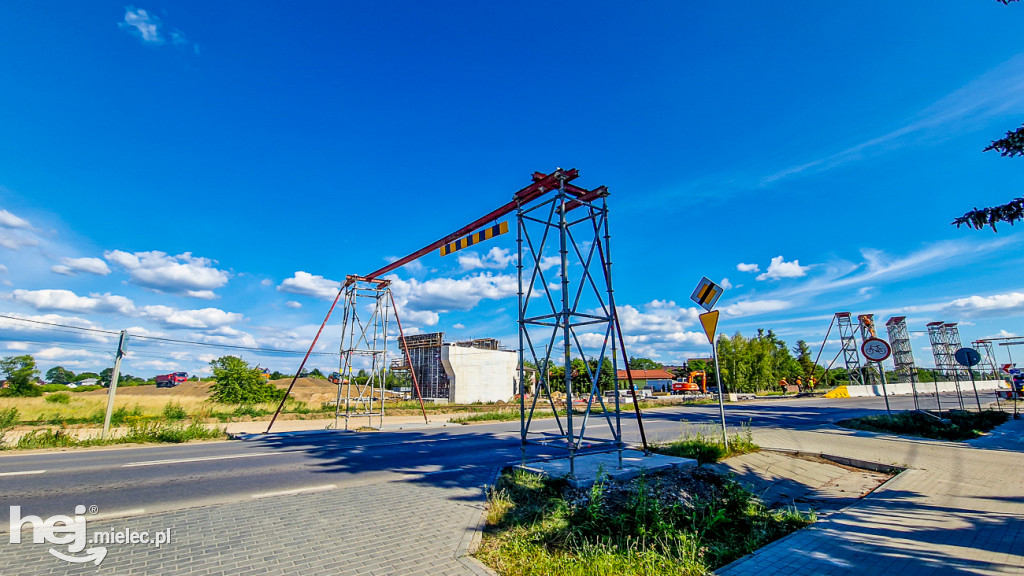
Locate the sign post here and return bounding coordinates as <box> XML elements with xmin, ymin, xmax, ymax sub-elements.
<box><xmin>699</xmin><ymin>310</ymin><xmax>728</xmax><ymax>450</ymax></box>
<box><xmin>861</xmin><ymin>337</ymin><xmax>892</xmax><ymax>417</ymax></box>
<box><xmin>955</xmin><ymin>347</ymin><xmax>984</xmax><ymax>412</ymax></box>
<box><xmin>692</xmin><ymin>277</ymin><xmax>728</xmax><ymax>450</ymax></box>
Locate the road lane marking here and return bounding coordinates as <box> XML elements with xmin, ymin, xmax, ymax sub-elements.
<box><xmin>0</xmin><ymin>469</ymin><xmax>45</xmax><ymax>477</ymax></box>
<box><xmin>88</xmin><ymin>508</ymin><xmax>147</xmax><ymax>522</ymax></box>
<box><xmin>122</xmin><ymin>452</ymin><xmax>276</xmax><ymax>468</ymax></box>
<box><xmin>250</xmin><ymin>484</ymin><xmax>337</xmax><ymax>499</ymax></box>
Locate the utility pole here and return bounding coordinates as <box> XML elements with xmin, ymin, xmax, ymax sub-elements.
<box><xmin>102</xmin><ymin>330</ymin><xmax>128</xmax><ymax>440</ymax></box>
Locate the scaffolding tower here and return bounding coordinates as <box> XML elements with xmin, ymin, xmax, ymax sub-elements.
<box><xmin>836</xmin><ymin>313</ymin><xmax>866</xmax><ymax>387</ymax></box>
<box><xmin>944</xmin><ymin>323</ymin><xmax>971</xmax><ymax>379</ymax></box>
<box><xmin>885</xmin><ymin>316</ymin><xmax>917</xmax><ymax>383</ymax></box>
<box><xmin>397</xmin><ymin>332</ymin><xmax>450</xmax><ymax>399</ymax></box>
<box><xmin>927</xmin><ymin>321</ymin><xmax>970</xmax><ymax>379</ymax></box>
<box><xmin>973</xmin><ymin>339</ymin><xmax>999</xmax><ymax>379</ymax></box>
<box><xmin>517</xmin><ymin>170</ymin><xmax>623</xmax><ymax>471</ymax></box>
<box><xmin>333</xmin><ymin>276</ymin><xmax>391</xmax><ymax>430</ymax></box>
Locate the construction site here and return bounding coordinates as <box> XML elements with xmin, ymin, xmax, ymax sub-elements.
<box><xmin>263</xmin><ymin>168</ymin><xmax>652</xmax><ymax>469</ymax></box>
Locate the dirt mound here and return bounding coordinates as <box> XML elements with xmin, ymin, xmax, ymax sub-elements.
<box><xmin>269</xmin><ymin>378</ymin><xmax>401</xmax><ymax>405</ymax></box>
<box><xmin>80</xmin><ymin>381</ymin><xmax>214</xmax><ymax>397</ymax></box>
<box><xmin>270</xmin><ymin>377</ymin><xmax>337</xmax><ymax>405</ymax></box>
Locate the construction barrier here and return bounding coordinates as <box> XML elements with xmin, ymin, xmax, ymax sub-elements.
<box><xmin>842</xmin><ymin>380</ymin><xmax>1008</xmax><ymax>398</ymax></box>
<box><xmin>824</xmin><ymin>386</ymin><xmax>850</xmax><ymax>399</ymax></box>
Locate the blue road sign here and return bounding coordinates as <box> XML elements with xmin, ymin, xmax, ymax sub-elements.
<box><xmin>954</xmin><ymin>347</ymin><xmax>982</xmax><ymax>368</ymax></box>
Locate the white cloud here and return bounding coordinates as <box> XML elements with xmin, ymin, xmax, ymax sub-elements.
<box><xmin>721</xmin><ymin>299</ymin><xmax>793</xmax><ymax>317</ymax></box>
<box><xmin>984</xmin><ymin>329</ymin><xmax>1019</xmax><ymax>339</ymax></box>
<box><xmin>756</xmin><ymin>256</ymin><xmax>809</xmax><ymax>281</ymax></box>
<box><xmin>0</xmin><ymin>265</ymin><xmax>7</xmax><ymax>273</ymax></box>
<box><xmin>0</xmin><ymin>209</ymin><xmax>31</xmax><ymax>229</ymax></box>
<box><xmin>34</xmin><ymin>347</ymin><xmax>105</xmax><ymax>362</ymax></box>
<box><xmin>120</xmin><ymin>7</ymin><xmax>193</xmax><ymax>51</ymax></box>
<box><xmin>391</xmin><ymin>273</ymin><xmax>517</xmax><ymax>313</ymax></box>
<box><xmin>616</xmin><ymin>300</ymin><xmax>699</xmax><ymax>336</ymax></box>
<box><xmin>458</xmin><ymin>247</ymin><xmax>514</xmax><ymax>271</ymax></box>
<box><xmin>0</xmin><ymin>209</ymin><xmax>40</xmax><ymax>250</ymax></box>
<box><xmin>720</xmin><ymin>278</ymin><xmax>733</xmax><ymax>290</ymax></box>
<box><xmin>50</xmin><ymin>256</ymin><xmax>111</xmax><ymax>276</ymax></box>
<box><xmin>285</xmin><ymin>300</ymin><xmax>302</xmax><ymax>309</ymax></box>
<box><xmin>277</xmin><ymin>271</ymin><xmax>342</xmax><ymax>300</ymax></box>
<box><xmin>452</xmin><ymin>323</ymin><xmax>465</xmax><ymax>330</ymax></box>
<box><xmin>260</xmin><ymin>279</ymin><xmax>273</xmax><ymax>287</ymax></box>
<box><xmin>140</xmin><ymin>305</ymin><xmax>242</xmax><ymax>329</ymax></box>
<box><xmin>737</xmin><ymin>262</ymin><xmax>760</xmax><ymax>273</ymax></box>
<box><xmin>11</xmin><ymin>289</ymin><xmax>135</xmax><ymax>315</ymax></box>
<box><xmin>105</xmin><ymin>250</ymin><xmax>229</xmax><ymax>298</ymax></box>
<box><xmin>944</xmin><ymin>292</ymin><xmax>1024</xmax><ymax>319</ymax></box>
<box><xmin>121</xmin><ymin>7</ymin><xmax>162</xmax><ymax>43</ymax></box>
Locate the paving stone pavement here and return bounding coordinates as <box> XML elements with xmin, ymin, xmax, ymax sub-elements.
<box><xmin>709</xmin><ymin>451</ymin><xmax>890</xmax><ymax>513</ymax></box>
<box><xmin>1</xmin><ymin>468</ymin><xmax>495</xmax><ymax>576</ymax></box>
<box><xmin>717</xmin><ymin>422</ymin><xmax>1024</xmax><ymax>576</ymax></box>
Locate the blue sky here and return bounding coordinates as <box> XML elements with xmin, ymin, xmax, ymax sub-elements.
<box><xmin>2</xmin><ymin>2</ymin><xmax>1024</xmax><ymax>378</ymax></box>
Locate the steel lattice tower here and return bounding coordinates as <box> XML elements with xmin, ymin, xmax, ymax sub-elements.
<box><xmin>885</xmin><ymin>316</ymin><xmax>916</xmax><ymax>383</ymax></box>
<box><xmin>974</xmin><ymin>340</ymin><xmax>999</xmax><ymax>379</ymax></box>
<box><xmin>517</xmin><ymin>170</ymin><xmax>623</xmax><ymax>471</ymax></box>
<box><xmin>943</xmin><ymin>323</ymin><xmax>970</xmax><ymax>379</ymax></box>
<box><xmin>927</xmin><ymin>322</ymin><xmax>951</xmax><ymax>373</ymax></box>
<box><xmin>836</xmin><ymin>313</ymin><xmax>865</xmax><ymax>386</ymax></box>
<box><xmin>333</xmin><ymin>276</ymin><xmax>391</xmax><ymax>430</ymax></box>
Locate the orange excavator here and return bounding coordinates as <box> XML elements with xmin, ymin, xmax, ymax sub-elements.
<box><xmin>671</xmin><ymin>370</ymin><xmax>707</xmax><ymax>394</ymax></box>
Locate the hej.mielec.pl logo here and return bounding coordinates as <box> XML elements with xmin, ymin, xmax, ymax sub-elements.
<box><xmin>9</xmin><ymin>505</ymin><xmax>172</xmax><ymax>565</ymax></box>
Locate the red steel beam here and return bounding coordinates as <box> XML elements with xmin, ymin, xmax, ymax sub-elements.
<box><xmin>363</xmin><ymin>168</ymin><xmax>581</xmax><ymax>280</ymax></box>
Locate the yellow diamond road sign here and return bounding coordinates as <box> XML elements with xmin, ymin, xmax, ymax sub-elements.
<box><xmin>690</xmin><ymin>277</ymin><xmax>723</xmax><ymax>312</ymax></box>
<box><xmin>699</xmin><ymin>310</ymin><xmax>719</xmax><ymax>345</ymax></box>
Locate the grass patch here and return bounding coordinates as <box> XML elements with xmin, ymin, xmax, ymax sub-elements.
<box><xmin>0</xmin><ymin>407</ymin><xmax>17</xmax><ymax>444</ymax></box>
<box><xmin>45</xmin><ymin>393</ymin><xmax>71</xmax><ymax>404</ymax></box>
<box><xmin>10</xmin><ymin>420</ymin><xmax>225</xmax><ymax>450</ymax></box>
<box><xmin>837</xmin><ymin>410</ymin><xmax>1009</xmax><ymax>441</ymax></box>
<box><xmin>452</xmin><ymin>410</ymin><xmax>525</xmax><ymax>423</ymax></box>
<box><xmin>162</xmin><ymin>402</ymin><xmax>188</xmax><ymax>421</ymax></box>
<box><xmin>651</xmin><ymin>425</ymin><xmax>759</xmax><ymax>464</ymax></box>
<box><xmin>477</xmin><ymin>467</ymin><xmax>812</xmax><ymax>576</ymax></box>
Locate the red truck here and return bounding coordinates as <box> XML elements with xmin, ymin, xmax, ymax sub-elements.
<box><xmin>155</xmin><ymin>372</ymin><xmax>188</xmax><ymax>388</ymax></box>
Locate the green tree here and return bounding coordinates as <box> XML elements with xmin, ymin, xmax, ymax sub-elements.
<box><xmin>209</xmin><ymin>356</ymin><xmax>283</xmax><ymax>404</ymax></box>
<box><xmin>74</xmin><ymin>372</ymin><xmax>100</xmax><ymax>382</ymax></box>
<box><xmin>627</xmin><ymin>357</ymin><xmax>663</xmax><ymax>370</ymax></box>
<box><xmin>45</xmin><ymin>366</ymin><xmax>75</xmax><ymax>384</ymax></box>
<box><xmin>587</xmin><ymin>357</ymin><xmax>616</xmax><ymax>392</ymax></box>
<box><xmin>309</xmin><ymin>368</ymin><xmax>325</xmax><ymax>379</ymax></box>
<box><xmin>1</xmin><ymin>355</ymin><xmax>41</xmax><ymax>397</ymax></box>
<box><xmin>793</xmin><ymin>340</ymin><xmax>814</xmax><ymax>381</ymax></box>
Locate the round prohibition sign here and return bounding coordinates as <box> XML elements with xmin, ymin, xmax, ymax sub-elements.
<box><xmin>861</xmin><ymin>337</ymin><xmax>891</xmax><ymax>362</ymax></box>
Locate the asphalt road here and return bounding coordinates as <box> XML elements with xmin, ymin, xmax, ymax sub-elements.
<box><xmin>0</xmin><ymin>390</ymin><xmax>1007</xmax><ymax>527</ymax></box>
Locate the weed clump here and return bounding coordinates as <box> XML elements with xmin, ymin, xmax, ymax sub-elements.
<box><xmin>838</xmin><ymin>410</ymin><xmax>1008</xmax><ymax>441</ymax></box>
<box><xmin>478</xmin><ymin>465</ymin><xmax>811</xmax><ymax>576</ymax></box>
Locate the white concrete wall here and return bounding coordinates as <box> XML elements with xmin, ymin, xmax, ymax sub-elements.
<box><xmin>441</xmin><ymin>345</ymin><xmax>517</xmax><ymax>404</ymax></box>
<box><xmin>845</xmin><ymin>380</ymin><xmax>1009</xmax><ymax>398</ymax></box>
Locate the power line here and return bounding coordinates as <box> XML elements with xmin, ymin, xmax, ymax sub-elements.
<box><xmin>0</xmin><ymin>313</ymin><xmax>339</xmax><ymax>357</ymax></box>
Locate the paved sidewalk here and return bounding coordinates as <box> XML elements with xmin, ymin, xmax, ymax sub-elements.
<box><xmin>710</xmin><ymin>451</ymin><xmax>890</xmax><ymax>513</ymax></box>
<box><xmin>2</xmin><ymin>469</ymin><xmax>494</xmax><ymax>576</ymax></box>
<box><xmin>717</xmin><ymin>422</ymin><xmax>1024</xmax><ymax>575</ymax></box>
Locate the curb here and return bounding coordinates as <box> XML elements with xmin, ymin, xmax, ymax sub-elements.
<box><xmin>454</xmin><ymin>466</ymin><xmax>504</xmax><ymax>576</ymax></box>
<box><xmin>761</xmin><ymin>447</ymin><xmax>906</xmax><ymax>474</ymax></box>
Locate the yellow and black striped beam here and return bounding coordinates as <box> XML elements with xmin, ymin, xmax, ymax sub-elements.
<box><xmin>440</xmin><ymin>221</ymin><xmax>509</xmax><ymax>256</ymax></box>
